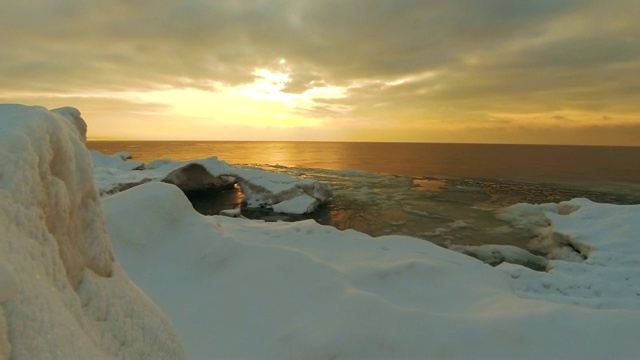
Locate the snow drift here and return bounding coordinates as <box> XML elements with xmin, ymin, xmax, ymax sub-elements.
<box><xmin>105</xmin><ymin>181</ymin><xmax>640</xmax><ymax>359</ymax></box>
<box><xmin>91</xmin><ymin>150</ymin><xmax>332</xmax><ymax>215</ymax></box>
<box><xmin>0</xmin><ymin>105</ymin><xmax>184</xmax><ymax>359</ymax></box>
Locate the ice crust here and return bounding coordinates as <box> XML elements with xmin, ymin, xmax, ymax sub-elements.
<box><xmin>91</xmin><ymin>151</ymin><xmax>332</xmax><ymax>214</ymax></box>
<box><xmin>0</xmin><ymin>105</ymin><xmax>184</xmax><ymax>359</ymax></box>
<box><xmin>105</xmin><ymin>182</ymin><xmax>640</xmax><ymax>359</ymax></box>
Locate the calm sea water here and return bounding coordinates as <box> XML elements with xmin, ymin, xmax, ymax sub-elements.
<box><xmin>87</xmin><ymin>141</ymin><xmax>640</xmax><ymax>250</ymax></box>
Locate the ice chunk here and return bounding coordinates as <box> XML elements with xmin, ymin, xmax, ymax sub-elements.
<box><xmin>220</xmin><ymin>208</ymin><xmax>243</xmax><ymax>218</ymax></box>
<box><xmin>271</xmin><ymin>193</ymin><xmax>318</xmax><ymax>214</ymax></box>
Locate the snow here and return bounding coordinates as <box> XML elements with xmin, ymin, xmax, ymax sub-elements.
<box><xmin>4</xmin><ymin>103</ymin><xmax>640</xmax><ymax>359</ymax></box>
<box><xmin>0</xmin><ymin>105</ymin><xmax>184</xmax><ymax>359</ymax></box>
<box><xmin>450</xmin><ymin>244</ymin><xmax>549</xmax><ymax>271</ymax></box>
<box><xmin>90</xmin><ymin>150</ymin><xmax>144</xmax><ymax>171</ymax></box>
<box><xmin>90</xmin><ymin>151</ymin><xmax>332</xmax><ymax>214</ymax></box>
<box><xmin>271</xmin><ymin>192</ymin><xmax>317</xmax><ymax>213</ymax></box>
<box><xmin>104</xmin><ymin>181</ymin><xmax>640</xmax><ymax>359</ymax></box>
<box><xmin>496</xmin><ymin>198</ymin><xmax>640</xmax><ymax>310</ymax></box>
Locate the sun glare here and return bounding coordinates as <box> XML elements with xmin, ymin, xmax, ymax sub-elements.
<box><xmin>118</xmin><ymin>62</ymin><xmax>350</xmax><ymax>134</ymax></box>
<box><xmin>231</xmin><ymin>68</ymin><xmax>295</xmax><ymax>102</ymax></box>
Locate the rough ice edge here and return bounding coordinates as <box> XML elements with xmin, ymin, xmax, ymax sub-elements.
<box><xmin>90</xmin><ymin>151</ymin><xmax>333</xmax><ymax>214</ymax></box>
<box><xmin>0</xmin><ymin>104</ymin><xmax>185</xmax><ymax>359</ymax></box>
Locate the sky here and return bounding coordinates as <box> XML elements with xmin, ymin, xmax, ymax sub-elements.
<box><xmin>1</xmin><ymin>0</ymin><xmax>639</xmax><ymax>145</ymax></box>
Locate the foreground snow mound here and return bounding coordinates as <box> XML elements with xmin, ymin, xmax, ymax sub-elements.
<box><xmin>91</xmin><ymin>152</ymin><xmax>332</xmax><ymax>214</ymax></box>
<box><xmin>497</xmin><ymin>198</ymin><xmax>640</xmax><ymax>310</ymax></box>
<box><xmin>0</xmin><ymin>105</ymin><xmax>184</xmax><ymax>359</ymax></box>
<box><xmin>105</xmin><ymin>182</ymin><xmax>640</xmax><ymax>359</ymax></box>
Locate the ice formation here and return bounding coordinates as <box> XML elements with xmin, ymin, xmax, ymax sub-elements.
<box><xmin>91</xmin><ymin>151</ymin><xmax>332</xmax><ymax>214</ymax></box>
<box><xmin>105</xmin><ymin>181</ymin><xmax>640</xmax><ymax>359</ymax></box>
<box><xmin>496</xmin><ymin>198</ymin><xmax>640</xmax><ymax>309</ymax></box>
<box><xmin>0</xmin><ymin>105</ymin><xmax>184</xmax><ymax>359</ymax></box>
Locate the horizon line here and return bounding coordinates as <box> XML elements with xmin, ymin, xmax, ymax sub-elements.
<box><xmin>85</xmin><ymin>138</ymin><xmax>640</xmax><ymax>147</ymax></box>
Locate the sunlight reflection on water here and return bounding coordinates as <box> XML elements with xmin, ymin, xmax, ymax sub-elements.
<box><xmin>88</xmin><ymin>141</ymin><xmax>640</xmax><ymax>250</ymax></box>
<box><xmin>188</xmin><ymin>164</ymin><xmax>640</xmax><ymax>251</ymax></box>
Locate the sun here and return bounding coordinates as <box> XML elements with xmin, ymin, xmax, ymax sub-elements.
<box><xmin>82</xmin><ymin>59</ymin><xmax>348</xmax><ymax>138</ymax></box>
<box><xmin>231</xmin><ymin>68</ymin><xmax>296</xmax><ymax>102</ymax></box>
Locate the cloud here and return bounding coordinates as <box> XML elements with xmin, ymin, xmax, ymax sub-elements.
<box><xmin>1</xmin><ymin>0</ymin><xmax>639</xmax><ymax>143</ymax></box>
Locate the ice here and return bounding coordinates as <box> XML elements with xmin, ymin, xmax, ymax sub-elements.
<box><xmin>105</xmin><ymin>182</ymin><xmax>640</xmax><ymax>359</ymax></box>
<box><xmin>50</xmin><ymin>106</ymin><xmax>87</xmax><ymax>142</ymax></box>
<box><xmin>90</xmin><ymin>150</ymin><xmax>144</xmax><ymax>171</ymax></box>
<box><xmin>271</xmin><ymin>193</ymin><xmax>317</xmax><ymax>213</ymax></box>
<box><xmin>90</xmin><ymin>151</ymin><xmax>332</xmax><ymax>214</ymax></box>
<box><xmin>497</xmin><ymin>198</ymin><xmax>640</xmax><ymax>309</ymax></box>
<box><xmin>219</xmin><ymin>208</ymin><xmax>243</xmax><ymax>218</ymax></box>
<box><xmin>450</xmin><ymin>244</ymin><xmax>549</xmax><ymax>271</ymax></box>
<box><xmin>0</xmin><ymin>105</ymin><xmax>184</xmax><ymax>359</ymax></box>
<box><xmin>5</xmin><ymin>103</ymin><xmax>640</xmax><ymax>359</ymax></box>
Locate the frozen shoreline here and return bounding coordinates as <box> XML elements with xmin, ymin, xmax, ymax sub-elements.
<box><xmin>91</xmin><ymin>150</ymin><xmax>332</xmax><ymax>215</ymax></box>
<box><xmin>2</xmin><ymin>104</ymin><xmax>640</xmax><ymax>359</ymax></box>
<box><xmin>105</xmin><ymin>181</ymin><xmax>640</xmax><ymax>358</ymax></box>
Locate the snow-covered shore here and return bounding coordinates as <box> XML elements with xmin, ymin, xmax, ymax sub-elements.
<box><xmin>2</xmin><ymin>104</ymin><xmax>640</xmax><ymax>359</ymax></box>
<box><xmin>104</xmin><ymin>182</ymin><xmax>640</xmax><ymax>359</ymax></box>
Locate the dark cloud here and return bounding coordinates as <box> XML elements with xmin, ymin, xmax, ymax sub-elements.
<box><xmin>0</xmin><ymin>1</ymin><xmax>592</xmax><ymax>87</ymax></box>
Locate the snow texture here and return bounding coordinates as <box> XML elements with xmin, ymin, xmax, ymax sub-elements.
<box><xmin>0</xmin><ymin>105</ymin><xmax>184</xmax><ymax>359</ymax></box>
<box><xmin>497</xmin><ymin>198</ymin><xmax>640</xmax><ymax>310</ymax></box>
<box><xmin>105</xmin><ymin>182</ymin><xmax>640</xmax><ymax>359</ymax></box>
<box><xmin>91</xmin><ymin>151</ymin><xmax>332</xmax><ymax>214</ymax></box>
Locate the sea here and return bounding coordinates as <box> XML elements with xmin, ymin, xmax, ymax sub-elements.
<box><xmin>87</xmin><ymin>141</ymin><xmax>640</xmax><ymax>251</ymax></box>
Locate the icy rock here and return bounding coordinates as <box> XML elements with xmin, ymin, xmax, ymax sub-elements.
<box><xmin>0</xmin><ymin>104</ymin><xmax>185</xmax><ymax>359</ymax></box>
<box><xmin>162</xmin><ymin>163</ymin><xmax>235</xmax><ymax>194</ymax></box>
<box><xmin>92</xmin><ymin>152</ymin><xmax>333</xmax><ymax>214</ymax></box>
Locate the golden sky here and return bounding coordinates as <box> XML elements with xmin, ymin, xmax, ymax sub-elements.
<box><xmin>1</xmin><ymin>1</ymin><xmax>639</xmax><ymax>145</ymax></box>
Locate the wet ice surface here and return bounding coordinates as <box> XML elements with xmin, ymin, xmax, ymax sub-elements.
<box><xmin>189</xmin><ymin>164</ymin><xmax>640</xmax><ymax>252</ymax></box>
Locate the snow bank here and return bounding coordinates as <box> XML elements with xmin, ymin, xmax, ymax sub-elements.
<box><xmin>91</xmin><ymin>151</ymin><xmax>332</xmax><ymax>214</ymax></box>
<box><xmin>497</xmin><ymin>198</ymin><xmax>640</xmax><ymax>310</ymax></box>
<box><xmin>0</xmin><ymin>105</ymin><xmax>184</xmax><ymax>359</ymax></box>
<box><xmin>105</xmin><ymin>182</ymin><xmax>640</xmax><ymax>359</ymax></box>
